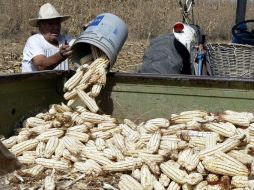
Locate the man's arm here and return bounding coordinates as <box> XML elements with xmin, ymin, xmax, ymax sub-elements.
<box><xmin>32</xmin><ymin>44</ymin><xmax>72</xmax><ymax>70</ymax></box>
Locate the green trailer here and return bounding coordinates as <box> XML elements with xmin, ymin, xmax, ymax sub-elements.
<box><xmin>0</xmin><ymin>71</ymin><xmax>253</xmax><ymax>138</ymax></box>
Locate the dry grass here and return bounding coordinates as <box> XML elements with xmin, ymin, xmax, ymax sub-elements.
<box><xmin>1</xmin><ymin>0</ymin><xmax>254</xmax><ymax>42</ymax></box>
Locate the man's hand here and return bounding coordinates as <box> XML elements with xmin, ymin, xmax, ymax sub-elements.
<box><xmin>0</xmin><ymin>141</ymin><xmax>21</xmax><ymax>176</ymax></box>
<box><xmin>59</xmin><ymin>44</ymin><xmax>72</xmax><ymax>59</ymax></box>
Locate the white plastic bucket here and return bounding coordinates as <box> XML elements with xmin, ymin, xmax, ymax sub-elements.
<box><xmin>71</xmin><ymin>13</ymin><xmax>128</xmax><ymax>69</ymax></box>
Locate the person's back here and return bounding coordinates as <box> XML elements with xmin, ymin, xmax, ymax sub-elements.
<box><xmin>138</xmin><ymin>33</ymin><xmax>191</xmax><ymax>74</ymax></box>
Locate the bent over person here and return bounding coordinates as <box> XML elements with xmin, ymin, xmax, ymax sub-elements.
<box><xmin>22</xmin><ymin>3</ymin><xmax>75</xmax><ymax>72</ymax></box>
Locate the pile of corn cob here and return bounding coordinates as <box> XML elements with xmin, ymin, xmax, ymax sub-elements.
<box><xmin>1</xmin><ymin>47</ymin><xmax>254</xmax><ymax>190</ymax></box>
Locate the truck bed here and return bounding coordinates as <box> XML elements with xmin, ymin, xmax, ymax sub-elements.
<box><xmin>0</xmin><ymin>71</ymin><xmax>253</xmax><ymax>137</ymax></box>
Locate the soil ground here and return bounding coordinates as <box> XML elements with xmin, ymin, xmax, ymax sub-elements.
<box><xmin>0</xmin><ymin>39</ymin><xmax>148</xmax><ymax>74</ymax></box>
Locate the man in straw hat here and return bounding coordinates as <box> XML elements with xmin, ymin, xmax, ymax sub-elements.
<box><xmin>22</xmin><ymin>3</ymin><xmax>75</xmax><ymax>72</ymax></box>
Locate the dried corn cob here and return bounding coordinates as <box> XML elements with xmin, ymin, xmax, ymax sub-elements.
<box><xmin>64</xmin><ymin>70</ymin><xmax>84</xmax><ymax>91</ymax></box>
<box><xmin>103</xmin><ymin>158</ymin><xmax>143</xmax><ymax>172</ymax></box>
<box><xmin>160</xmin><ymin>160</ymin><xmax>188</xmax><ymax>184</ymax></box>
<box><xmin>44</xmin><ymin>136</ymin><xmax>59</xmax><ymax>158</ymax></box>
<box><xmin>167</xmin><ymin>181</ymin><xmax>181</xmax><ymax>190</ymax></box>
<box><xmin>17</xmin><ymin>155</ymin><xmax>35</xmax><ymax>165</ymax></box>
<box><xmin>2</xmin><ymin>136</ymin><xmax>17</xmax><ymax>148</ymax></box>
<box><xmin>35</xmin><ymin>128</ymin><xmax>64</xmax><ymax>141</ymax></box>
<box><xmin>35</xmin><ymin>158</ymin><xmax>71</xmax><ymax>170</ymax></box>
<box><xmin>36</xmin><ymin>141</ymin><xmax>46</xmax><ymax>158</ymax></box>
<box><xmin>74</xmin><ymin>159</ymin><xmax>102</xmax><ymax>175</ymax></box>
<box><xmin>140</xmin><ymin>164</ymin><xmax>154</xmax><ymax>190</ymax></box>
<box><xmin>202</xmin><ymin>152</ymin><xmax>249</xmax><ymax>176</ymax></box>
<box><xmin>159</xmin><ymin>173</ymin><xmax>170</xmax><ymax>187</ymax></box>
<box><xmin>119</xmin><ymin>174</ymin><xmax>144</xmax><ymax>190</ymax></box>
<box><xmin>199</xmin><ymin>134</ymin><xmax>244</xmax><ymax>159</ymax></box>
<box><xmin>204</xmin><ymin>122</ymin><xmax>236</xmax><ymax>137</ymax></box>
<box><xmin>186</xmin><ymin>172</ymin><xmax>203</xmax><ymax>185</ymax></box>
<box><xmin>66</xmin><ymin>131</ymin><xmax>89</xmax><ymax>143</ymax></box>
<box><xmin>62</xmin><ymin>136</ymin><xmax>81</xmax><ymax>155</ymax></box>
<box><xmin>147</xmin><ymin>130</ymin><xmax>161</xmax><ymax>153</ymax></box>
<box><xmin>11</xmin><ymin>139</ymin><xmax>39</xmax><ymax>156</ymax></box>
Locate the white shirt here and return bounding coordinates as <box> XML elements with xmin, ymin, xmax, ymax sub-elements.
<box><xmin>22</xmin><ymin>33</ymin><xmax>75</xmax><ymax>73</ymax></box>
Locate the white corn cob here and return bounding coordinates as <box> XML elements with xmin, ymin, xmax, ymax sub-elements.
<box><xmin>53</xmin><ymin>139</ymin><xmax>65</xmax><ymax>160</ymax></box>
<box><xmin>67</xmin><ymin>124</ymin><xmax>88</xmax><ymax>133</ymax></box>
<box><xmin>177</xmin><ymin>130</ymin><xmax>219</xmax><ymax>140</ymax></box>
<box><xmin>160</xmin><ymin>160</ymin><xmax>187</xmax><ymax>184</ymax></box>
<box><xmin>113</xmin><ymin>133</ymin><xmax>126</xmax><ymax>151</ymax></box>
<box><xmin>249</xmin><ymin>123</ymin><xmax>254</xmax><ymax>136</ymax></box>
<box><xmin>159</xmin><ymin>173</ymin><xmax>170</xmax><ymax>187</ymax></box>
<box><xmin>80</xmin><ymin>111</ymin><xmax>115</xmax><ymax>124</ymax></box>
<box><xmin>202</xmin><ymin>152</ymin><xmax>249</xmax><ymax>176</ymax></box>
<box><xmin>11</xmin><ymin>139</ymin><xmax>39</xmax><ymax>156</ymax></box>
<box><xmin>231</xmin><ymin>176</ymin><xmax>248</xmax><ymax>188</ymax></box>
<box><xmin>64</xmin><ymin>70</ymin><xmax>84</xmax><ymax>91</ymax></box>
<box><xmin>74</xmin><ymin>160</ymin><xmax>102</xmax><ymax>175</ymax></box>
<box><xmin>227</xmin><ymin>150</ymin><xmax>253</xmax><ymax>165</ymax></box>
<box><xmin>206</xmin><ymin>174</ymin><xmax>220</xmax><ymax>185</ymax></box>
<box><xmin>16</xmin><ymin>129</ymin><xmax>31</xmax><ymax>143</ymax></box>
<box><xmin>220</xmin><ymin>113</ymin><xmax>251</xmax><ymax>127</ymax></box>
<box><xmin>199</xmin><ymin>134</ymin><xmax>244</xmax><ymax>159</ymax></box>
<box><xmin>205</xmin><ymin>134</ymin><xmax>217</xmax><ymax>149</ymax></box>
<box><xmin>66</xmin><ymin>131</ymin><xmax>89</xmax><ymax>143</ymax></box>
<box><xmin>143</xmin><ymin>123</ymin><xmax>160</xmax><ymax>133</ymax></box>
<box><xmin>197</xmin><ymin>162</ymin><xmax>208</xmax><ymax>175</ymax></box>
<box><xmin>78</xmin><ymin>68</ymin><xmax>95</xmax><ymax>85</ymax></box>
<box><xmin>103</xmin><ymin>158</ymin><xmax>143</xmax><ymax>172</ymax></box>
<box><xmin>20</xmin><ymin>165</ymin><xmax>45</xmax><ymax>177</ymax></box>
<box><xmin>193</xmin><ymin>181</ymin><xmax>208</xmax><ymax>190</ymax></box>
<box><xmin>147</xmin><ymin>130</ymin><xmax>161</xmax><ymax>153</ymax></box>
<box><xmin>25</xmin><ymin>117</ymin><xmax>48</xmax><ymax>128</ymax></box>
<box><xmin>2</xmin><ymin>136</ymin><xmax>17</xmax><ymax>148</ymax></box>
<box><xmin>162</xmin><ymin>124</ymin><xmax>186</xmax><ymax>135</ymax></box>
<box><xmin>188</xmin><ymin>137</ymin><xmax>206</xmax><ymax>148</ymax></box>
<box><xmin>204</xmin><ymin>122</ymin><xmax>236</xmax><ymax>137</ymax></box>
<box><xmin>138</xmin><ymin>152</ymin><xmax>164</xmax><ymax>163</ymax></box>
<box><xmin>44</xmin><ymin>136</ymin><xmax>59</xmax><ymax>158</ymax></box>
<box><xmin>90</xmin><ymin>83</ymin><xmax>103</xmax><ymax>97</ymax></box>
<box><xmin>177</xmin><ymin>148</ymin><xmax>193</xmax><ymax>167</ymax></box>
<box><xmin>182</xmin><ymin>184</ymin><xmax>193</xmax><ymax>190</ymax></box>
<box><xmin>23</xmin><ymin>150</ymin><xmax>36</xmax><ymax>156</ymax></box>
<box><xmin>62</xmin><ymin>149</ymin><xmax>79</xmax><ymax>162</ymax></box>
<box><xmin>28</xmin><ymin>124</ymin><xmax>52</xmax><ymax>135</ymax></box>
<box><xmin>36</xmin><ymin>141</ymin><xmax>46</xmax><ymax>158</ymax></box>
<box><xmin>17</xmin><ymin>155</ymin><xmax>35</xmax><ymax>165</ymax></box>
<box><xmin>131</xmin><ymin>169</ymin><xmax>141</xmax><ymax>181</ymax></box>
<box><xmin>125</xmin><ymin>139</ymin><xmax>136</xmax><ymax>151</ymax></box>
<box><xmin>186</xmin><ymin>173</ymin><xmax>203</xmax><ymax>185</ymax></box>
<box><xmin>146</xmin><ymin>118</ymin><xmax>170</xmax><ymax>128</ymax></box>
<box><xmin>95</xmin><ymin>138</ymin><xmax>106</xmax><ymax>151</ymax></box>
<box><xmin>140</xmin><ymin>164</ymin><xmax>154</xmax><ymax>190</ymax></box>
<box><xmin>167</xmin><ymin>181</ymin><xmax>181</xmax><ymax>190</ymax></box>
<box><xmin>63</xmin><ymin>89</ymin><xmax>77</xmax><ymax>100</ymax></box>
<box><xmin>83</xmin><ymin>151</ymin><xmax>113</xmax><ymax>165</ymax></box>
<box><xmin>62</xmin><ymin>136</ymin><xmax>81</xmax><ymax>155</ymax></box>
<box><xmin>44</xmin><ymin>170</ymin><xmax>56</xmax><ymax>190</ymax></box>
<box><xmin>103</xmin><ymin>148</ymin><xmax>117</xmax><ymax>160</ymax></box>
<box><xmin>35</xmin><ymin>128</ymin><xmax>64</xmax><ymax>141</ymax></box>
<box><xmin>124</xmin><ymin>118</ymin><xmax>137</xmax><ymax>130</ymax></box>
<box><xmin>76</xmin><ymin>88</ymin><xmax>99</xmax><ymax>113</ymax></box>
<box><xmin>35</xmin><ymin>158</ymin><xmax>70</xmax><ymax>170</ymax></box>
<box><xmin>119</xmin><ymin>174</ymin><xmax>144</xmax><ymax>190</ymax></box>
<box><xmin>106</xmin><ymin>141</ymin><xmax>125</xmax><ymax>161</ymax></box>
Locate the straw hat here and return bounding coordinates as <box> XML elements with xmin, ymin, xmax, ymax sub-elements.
<box><xmin>29</xmin><ymin>3</ymin><xmax>70</xmax><ymax>27</ymax></box>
